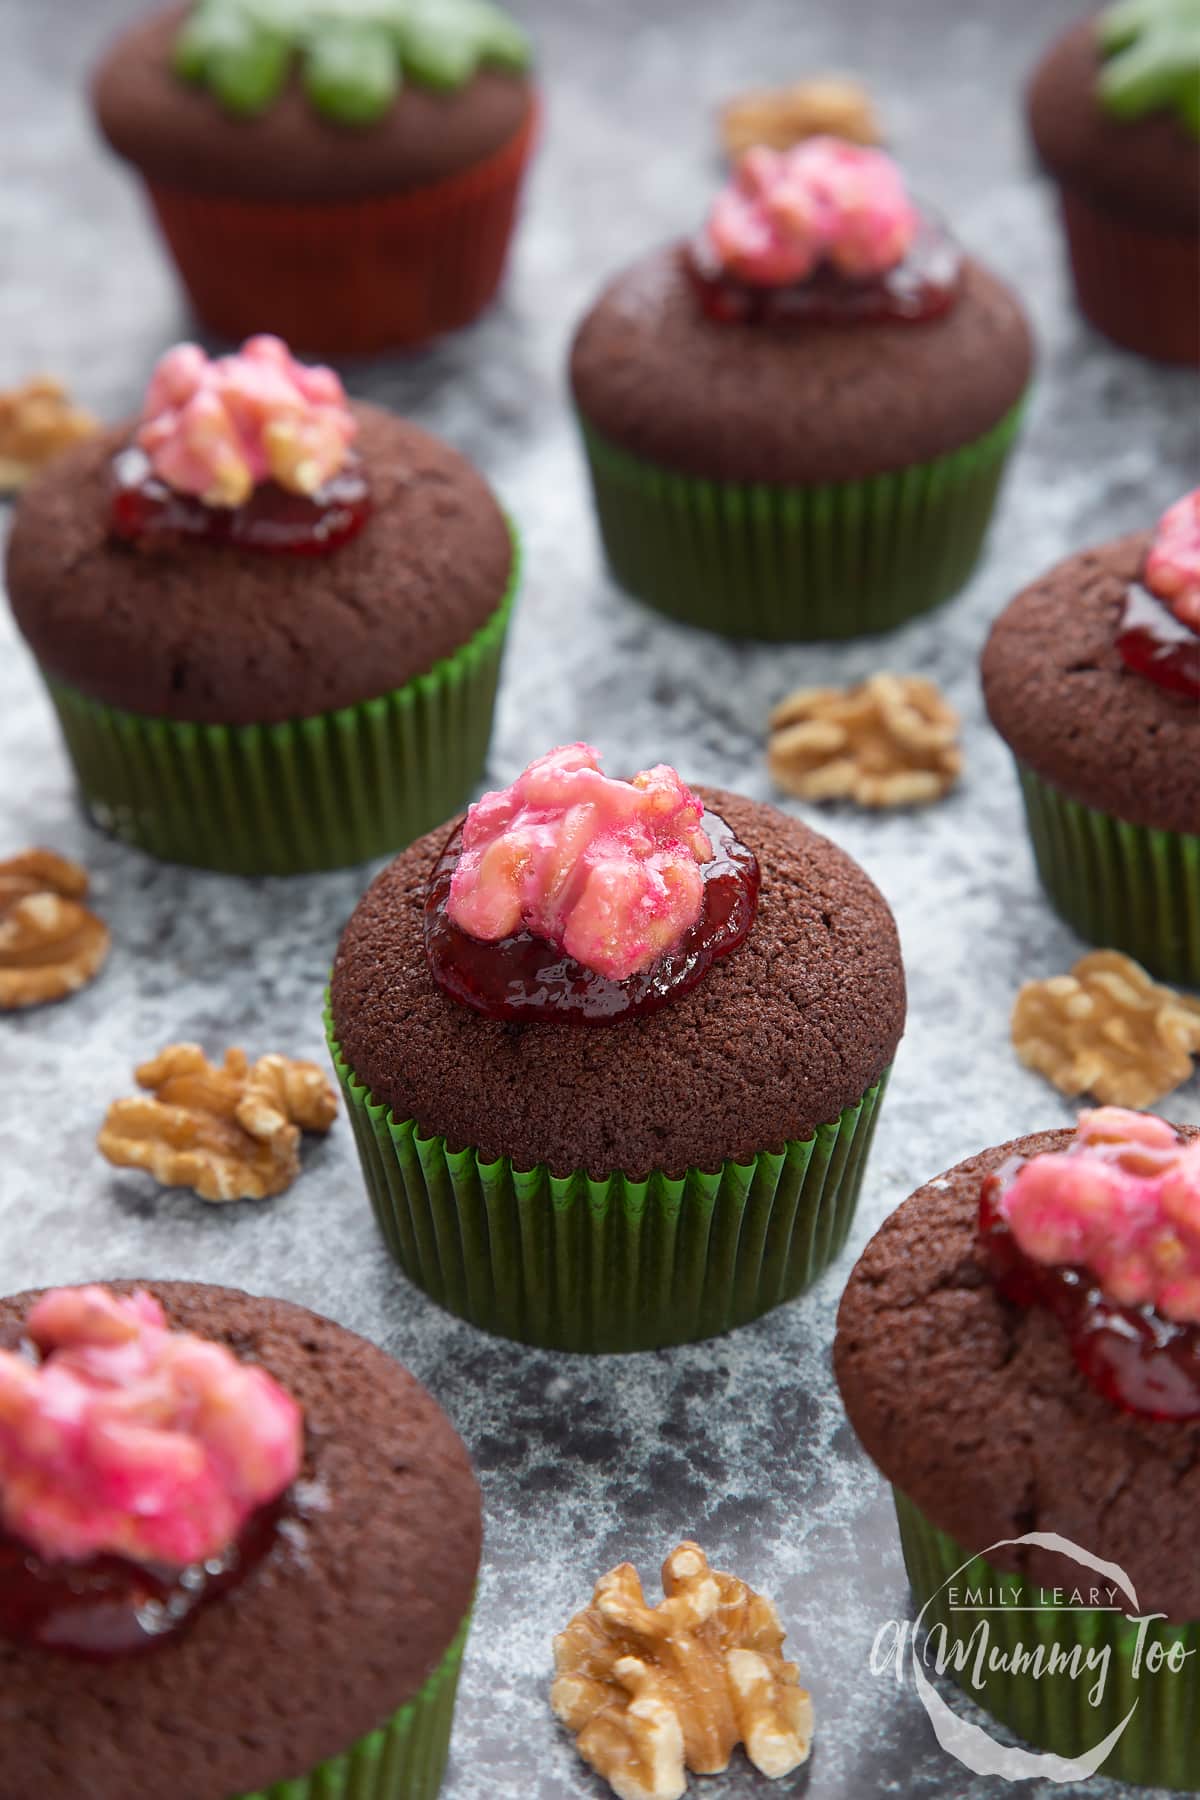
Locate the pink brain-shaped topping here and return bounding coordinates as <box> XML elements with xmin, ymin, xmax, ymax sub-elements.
<box><xmin>705</xmin><ymin>137</ymin><xmax>918</xmax><ymax>287</ymax></box>
<box><xmin>446</xmin><ymin>744</ymin><xmax>714</xmax><ymax>982</ymax></box>
<box><xmin>136</xmin><ymin>334</ymin><xmax>356</xmax><ymax>508</ymax></box>
<box><xmin>1000</xmin><ymin>1108</ymin><xmax>1200</xmax><ymax>1323</ymax></box>
<box><xmin>1145</xmin><ymin>489</ymin><xmax>1200</xmax><ymax>632</ymax></box>
<box><xmin>0</xmin><ymin>1286</ymin><xmax>303</xmax><ymax>1567</ymax></box>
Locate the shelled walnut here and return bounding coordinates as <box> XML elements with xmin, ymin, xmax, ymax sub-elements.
<box><xmin>1013</xmin><ymin>950</ymin><xmax>1200</xmax><ymax>1109</ymax></box>
<box><xmin>768</xmin><ymin>673</ymin><xmax>962</xmax><ymax>807</ymax></box>
<box><xmin>0</xmin><ymin>376</ymin><xmax>98</xmax><ymax>492</ymax></box>
<box><xmin>552</xmin><ymin>1542</ymin><xmax>813</xmax><ymax>1800</ymax></box>
<box><xmin>98</xmin><ymin>1044</ymin><xmax>338</xmax><ymax>1203</ymax></box>
<box><xmin>720</xmin><ymin>77</ymin><xmax>881</xmax><ymax>158</ymax></box>
<box><xmin>0</xmin><ymin>849</ymin><xmax>110</xmax><ymax>1010</ymax></box>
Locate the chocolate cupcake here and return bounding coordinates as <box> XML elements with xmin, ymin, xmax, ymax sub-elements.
<box><xmin>835</xmin><ymin>1109</ymin><xmax>1200</xmax><ymax>1789</ymax></box>
<box><xmin>569</xmin><ymin>138</ymin><xmax>1033</xmax><ymax>642</ymax></box>
<box><xmin>1028</xmin><ymin>3</ymin><xmax>1200</xmax><ymax>366</ymax></box>
<box><xmin>6</xmin><ymin>334</ymin><xmax>518</xmax><ymax>875</ymax></box>
<box><xmin>328</xmin><ymin>744</ymin><xmax>906</xmax><ymax>1352</ymax></box>
<box><xmin>982</xmin><ymin>490</ymin><xmax>1199</xmax><ymax>985</ymax></box>
<box><xmin>0</xmin><ymin>1279</ymin><xmax>481</xmax><ymax>1800</ymax></box>
<box><xmin>92</xmin><ymin>1</ymin><xmax>537</xmax><ymax>353</ymax></box>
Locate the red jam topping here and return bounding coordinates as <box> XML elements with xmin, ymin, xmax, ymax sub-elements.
<box><xmin>1117</xmin><ymin>584</ymin><xmax>1200</xmax><ymax>701</ymax></box>
<box><xmin>687</xmin><ymin>211</ymin><xmax>961</xmax><ymax>327</ymax></box>
<box><xmin>688</xmin><ymin>137</ymin><xmax>960</xmax><ymax>326</ymax></box>
<box><xmin>110</xmin><ymin>334</ymin><xmax>367</xmax><ymax>555</ymax></box>
<box><xmin>426</xmin><ymin>746</ymin><xmax>759</xmax><ymax>1023</ymax></box>
<box><xmin>0</xmin><ymin>1498</ymin><xmax>284</xmax><ymax>1659</ymax></box>
<box><xmin>0</xmin><ymin>1286</ymin><xmax>304</xmax><ymax>1656</ymax></box>
<box><xmin>979</xmin><ymin>1109</ymin><xmax>1200</xmax><ymax>1420</ymax></box>
<box><xmin>110</xmin><ymin>444</ymin><xmax>371</xmax><ymax>556</ymax></box>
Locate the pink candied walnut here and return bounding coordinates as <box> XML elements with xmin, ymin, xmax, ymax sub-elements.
<box><xmin>447</xmin><ymin>744</ymin><xmax>714</xmax><ymax>983</ymax></box>
<box><xmin>704</xmin><ymin>138</ymin><xmax>918</xmax><ymax>287</ymax></box>
<box><xmin>136</xmin><ymin>334</ymin><xmax>356</xmax><ymax>508</ymax></box>
<box><xmin>998</xmin><ymin>1108</ymin><xmax>1200</xmax><ymax>1324</ymax></box>
<box><xmin>0</xmin><ymin>1286</ymin><xmax>302</xmax><ymax>1568</ymax></box>
<box><xmin>1144</xmin><ymin>489</ymin><xmax>1200</xmax><ymax>632</ymax></box>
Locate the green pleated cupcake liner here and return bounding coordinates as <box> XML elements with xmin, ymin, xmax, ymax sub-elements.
<box><xmin>1016</xmin><ymin>761</ymin><xmax>1200</xmax><ymax>987</ymax></box>
<box><xmin>240</xmin><ymin>1610</ymin><xmax>470</xmax><ymax>1800</ymax></box>
<box><xmin>328</xmin><ymin>1006</ymin><xmax>888</xmax><ymax>1352</ymax></box>
<box><xmin>577</xmin><ymin>397</ymin><xmax>1026</xmax><ymax>642</ymax></box>
<box><xmin>39</xmin><ymin>535</ymin><xmax>519</xmax><ymax>876</ymax></box>
<box><xmin>895</xmin><ymin>1491</ymin><xmax>1198</xmax><ymax>1790</ymax></box>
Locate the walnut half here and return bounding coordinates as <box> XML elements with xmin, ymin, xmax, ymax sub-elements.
<box><xmin>98</xmin><ymin>1044</ymin><xmax>338</xmax><ymax>1203</ymax></box>
<box><xmin>720</xmin><ymin>77</ymin><xmax>881</xmax><ymax>158</ymax></box>
<box><xmin>0</xmin><ymin>376</ymin><xmax>98</xmax><ymax>492</ymax></box>
<box><xmin>552</xmin><ymin>1542</ymin><xmax>813</xmax><ymax>1800</ymax></box>
<box><xmin>0</xmin><ymin>849</ymin><xmax>111</xmax><ymax>1010</ymax></box>
<box><xmin>768</xmin><ymin>673</ymin><xmax>962</xmax><ymax>808</ymax></box>
<box><xmin>1013</xmin><ymin>950</ymin><xmax>1200</xmax><ymax>1109</ymax></box>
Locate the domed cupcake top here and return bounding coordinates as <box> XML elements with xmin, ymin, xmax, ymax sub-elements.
<box><xmin>686</xmin><ymin>138</ymin><xmax>962</xmax><ymax>327</ymax></box>
<box><xmin>1097</xmin><ymin>0</ymin><xmax>1200</xmax><ymax>133</ymax></box>
<box><xmin>110</xmin><ymin>334</ymin><xmax>372</xmax><ymax>556</ymax></box>
<box><xmin>1115</xmin><ymin>487</ymin><xmax>1200</xmax><ymax>698</ymax></box>
<box><xmin>136</xmin><ymin>335</ymin><xmax>356</xmax><ymax>507</ymax></box>
<box><xmin>174</xmin><ymin>0</ymin><xmax>531</xmax><ymax>123</ymax></box>
<box><xmin>425</xmin><ymin>746</ymin><xmax>761</xmax><ymax>1023</ymax></box>
<box><xmin>705</xmin><ymin>139</ymin><xmax>918</xmax><ymax>286</ymax></box>
<box><xmin>981</xmin><ymin>1109</ymin><xmax>1200</xmax><ymax>1418</ymax></box>
<box><xmin>0</xmin><ymin>1284</ymin><xmax>302</xmax><ymax>1569</ymax></box>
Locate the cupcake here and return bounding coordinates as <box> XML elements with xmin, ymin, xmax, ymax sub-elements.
<box><xmin>835</xmin><ymin>1108</ymin><xmax>1200</xmax><ymax>1789</ymax></box>
<box><xmin>982</xmin><ymin>490</ymin><xmax>1199</xmax><ymax>986</ymax></box>
<box><xmin>1027</xmin><ymin>2</ymin><xmax>1200</xmax><ymax>366</ymax></box>
<box><xmin>328</xmin><ymin>743</ymin><xmax>906</xmax><ymax>1352</ymax></box>
<box><xmin>5</xmin><ymin>334</ymin><xmax>518</xmax><ymax>875</ymax></box>
<box><xmin>569</xmin><ymin>138</ymin><xmax>1033</xmax><ymax>642</ymax></box>
<box><xmin>91</xmin><ymin>0</ymin><xmax>537</xmax><ymax>353</ymax></box>
<box><xmin>0</xmin><ymin>1279</ymin><xmax>481</xmax><ymax>1800</ymax></box>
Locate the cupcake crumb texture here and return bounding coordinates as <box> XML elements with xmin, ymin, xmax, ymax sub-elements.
<box><xmin>137</xmin><ymin>334</ymin><xmax>356</xmax><ymax>507</ymax></box>
<box><xmin>0</xmin><ymin>848</ymin><xmax>110</xmax><ymax>1011</ymax></box>
<box><xmin>999</xmin><ymin>1107</ymin><xmax>1200</xmax><ymax>1322</ymax></box>
<box><xmin>1145</xmin><ymin>487</ymin><xmax>1200</xmax><ymax>630</ymax></box>
<box><xmin>768</xmin><ymin>673</ymin><xmax>962</xmax><ymax>807</ymax></box>
<box><xmin>705</xmin><ymin>138</ymin><xmax>916</xmax><ymax>285</ymax></box>
<box><xmin>98</xmin><ymin>1043</ymin><xmax>338</xmax><ymax>1202</ymax></box>
<box><xmin>1012</xmin><ymin>949</ymin><xmax>1200</xmax><ymax>1108</ymax></box>
<box><xmin>551</xmin><ymin>1540</ymin><xmax>813</xmax><ymax>1800</ymax></box>
<box><xmin>0</xmin><ymin>1285</ymin><xmax>302</xmax><ymax>1566</ymax></box>
<box><xmin>447</xmin><ymin>744</ymin><xmax>714</xmax><ymax>982</ymax></box>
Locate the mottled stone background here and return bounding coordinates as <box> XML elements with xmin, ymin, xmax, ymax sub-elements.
<box><xmin>0</xmin><ymin>1</ymin><xmax>1197</xmax><ymax>1795</ymax></box>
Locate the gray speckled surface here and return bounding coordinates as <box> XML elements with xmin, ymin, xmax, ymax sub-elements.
<box><xmin>1</xmin><ymin>2</ymin><xmax>1198</xmax><ymax>1796</ymax></box>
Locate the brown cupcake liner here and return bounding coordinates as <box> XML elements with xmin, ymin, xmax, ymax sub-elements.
<box><xmin>1056</xmin><ymin>183</ymin><xmax>1200</xmax><ymax>367</ymax></box>
<box><xmin>143</xmin><ymin>104</ymin><xmax>538</xmax><ymax>354</ymax></box>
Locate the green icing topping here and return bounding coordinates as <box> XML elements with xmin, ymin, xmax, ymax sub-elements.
<box><xmin>173</xmin><ymin>0</ymin><xmax>532</xmax><ymax>125</ymax></box>
<box><xmin>1097</xmin><ymin>0</ymin><xmax>1200</xmax><ymax>135</ymax></box>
